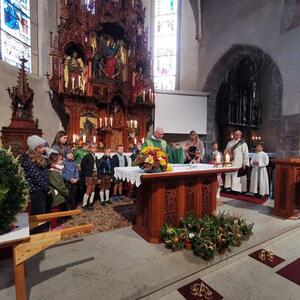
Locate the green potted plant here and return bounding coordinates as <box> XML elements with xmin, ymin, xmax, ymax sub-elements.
<box><xmin>0</xmin><ymin>147</ymin><xmax>29</xmax><ymax>234</ymax></box>
<box><xmin>160</xmin><ymin>223</ymin><xmax>184</xmax><ymax>251</ymax></box>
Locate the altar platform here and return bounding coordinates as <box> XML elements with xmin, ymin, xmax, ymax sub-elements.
<box><xmin>1</xmin><ymin>197</ymin><xmax>300</xmax><ymax>300</ymax></box>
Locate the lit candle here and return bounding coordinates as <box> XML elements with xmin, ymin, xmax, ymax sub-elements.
<box><xmin>225</xmin><ymin>153</ymin><xmax>230</xmax><ymax>163</ymax></box>
<box><xmin>142</xmin><ymin>137</ymin><xmax>145</xmax><ymax>144</ymax></box>
<box><xmin>110</xmin><ymin>117</ymin><xmax>113</xmax><ymax>127</ymax></box>
<box><xmin>130</xmin><ymin>119</ymin><xmax>133</xmax><ymax>128</ymax></box>
<box><xmin>82</xmin><ymin>79</ymin><xmax>86</xmax><ymax>92</ymax></box>
<box><xmin>104</xmin><ymin>117</ymin><xmax>108</xmax><ymax>127</ymax></box>
<box><xmin>83</xmin><ymin>134</ymin><xmax>86</xmax><ymax>143</ymax></box>
<box><xmin>134</xmin><ymin>120</ymin><xmax>138</xmax><ymax>128</ymax></box>
<box><xmin>71</xmin><ymin>77</ymin><xmax>75</xmax><ymax>89</ymax></box>
<box><xmin>143</xmin><ymin>90</ymin><xmax>145</xmax><ymax>101</ymax></box>
<box><xmin>134</xmin><ymin>138</ymin><xmax>137</xmax><ymax>145</ymax></box>
<box><xmin>72</xmin><ymin>134</ymin><xmax>76</xmax><ymax>143</ymax></box>
<box><xmin>78</xmin><ymin>75</ymin><xmax>81</xmax><ymax>86</ymax></box>
<box><xmin>93</xmin><ymin>136</ymin><xmax>96</xmax><ymax>143</ymax></box>
<box><xmin>258</xmin><ymin>136</ymin><xmax>261</xmax><ymax>140</ymax></box>
<box><xmin>100</xmin><ymin>117</ymin><xmax>103</xmax><ymax>127</ymax></box>
<box><xmin>216</xmin><ymin>153</ymin><xmax>221</xmax><ymax>163</ymax></box>
<box><xmin>252</xmin><ymin>136</ymin><xmax>255</xmax><ymax>140</ymax></box>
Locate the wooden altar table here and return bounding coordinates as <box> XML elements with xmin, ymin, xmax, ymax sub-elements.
<box><xmin>115</xmin><ymin>164</ymin><xmax>238</xmax><ymax>243</ymax></box>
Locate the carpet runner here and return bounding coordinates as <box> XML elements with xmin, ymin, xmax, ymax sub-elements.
<box><xmin>220</xmin><ymin>191</ymin><xmax>267</xmax><ymax>205</ymax></box>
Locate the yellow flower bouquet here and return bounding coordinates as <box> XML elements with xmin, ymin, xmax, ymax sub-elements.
<box><xmin>135</xmin><ymin>146</ymin><xmax>169</xmax><ymax>172</ymax></box>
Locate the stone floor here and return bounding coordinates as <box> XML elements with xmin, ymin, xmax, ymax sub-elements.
<box><xmin>1</xmin><ymin>197</ymin><xmax>299</xmax><ymax>300</ymax></box>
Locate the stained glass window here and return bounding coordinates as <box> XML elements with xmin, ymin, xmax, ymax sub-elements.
<box><xmin>154</xmin><ymin>0</ymin><xmax>178</xmax><ymax>90</ymax></box>
<box><xmin>0</xmin><ymin>0</ymin><xmax>31</xmax><ymax>71</ymax></box>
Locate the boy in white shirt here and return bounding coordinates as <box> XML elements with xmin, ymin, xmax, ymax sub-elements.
<box><xmin>249</xmin><ymin>142</ymin><xmax>269</xmax><ymax>198</ymax></box>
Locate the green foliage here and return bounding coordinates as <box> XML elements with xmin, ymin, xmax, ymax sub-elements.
<box><xmin>160</xmin><ymin>212</ymin><xmax>254</xmax><ymax>260</ymax></box>
<box><xmin>0</xmin><ymin>147</ymin><xmax>29</xmax><ymax>234</ymax></box>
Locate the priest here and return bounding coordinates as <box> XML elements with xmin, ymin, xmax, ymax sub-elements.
<box><xmin>142</xmin><ymin>127</ymin><xmax>184</xmax><ymax>164</ymax></box>
<box><xmin>224</xmin><ymin>130</ymin><xmax>249</xmax><ymax>193</ymax></box>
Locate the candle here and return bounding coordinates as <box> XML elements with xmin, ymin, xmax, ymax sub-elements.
<box><xmin>93</xmin><ymin>136</ymin><xmax>96</xmax><ymax>143</ymax></box>
<box><xmin>100</xmin><ymin>117</ymin><xmax>103</xmax><ymax>127</ymax></box>
<box><xmin>82</xmin><ymin>79</ymin><xmax>86</xmax><ymax>92</ymax></box>
<box><xmin>216</xmin><ymin>153</ymin><xmax>221</xmax><ymax>163</ymax></box>
<box><xmin>258</xmin><ymin>136</ymin><xmax>261</xmax><ymax>140</ymax></box>
<box><xmin>130</xmin><ymin>119</ymin><xmax>133</xmax><ymax>128</ymax></box>
<box><xmin>71</xmin><ymin>77</ymin><xmax>75</xmax><ymax>89</ymax></box>
<box><xmin>134</xmin><ymin>138</ymin><xmax>137</xmax><ymax>145</ymax></box>
<box><xmin>252</xmin><ymin>136</ymin><xmax>255</xmax><ymax>140</ymax></box>
<box><xmin>143</xmin><ymin>91</ymin><xmax>145</xmax><ymax>101</ymax></box>
<box><xmin>149</xmin><ymin>88</ymin><xmax>152</xmax><ymax>102</ymax></box>
<box><xmin>110</xmin><ymin>117</ymin><xmax>113</xmax><ymax>127</ymax></box>
<box><xmin>83</xmin><ymin>134</ymin><xmax>86</xmax><ymax>143</ymax></box>
<box><xmin>225</xmin><ymin>153</ymin><xmax>230</xmax><ymax>163</ymax></box>
<box><xmin>72</xmin><ymin>134</ymin><xmax>76</xmax><ymax>143</ymax></box>
<box><xmin>142</xmin><ymin>137</ymin><xmax>145</xmax><ymax>144</ymax></box>
<box><xmin>134</xmin><ymin>120</ymin><xmax>138</xmax><ymax>128</ymax></box>
<box><xmin>78</xmin><ymin>75</ymin><xmax>81</xmax><ymax>86</ymax></box>
<box><xmin>104</xmin><ymin>117</ymin><xmax>108</xmax><ymax>127</ymax></box>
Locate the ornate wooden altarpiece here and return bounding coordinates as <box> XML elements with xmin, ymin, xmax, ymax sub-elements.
<box><xmin>1</xmin><ymin>58</ymin><xmax>43</xmax><ymax>156</ymax></box>
<box><xmin>47</xmin><ymin>0</ymin><xmax>154</xmax><ymax>151</ymax></box>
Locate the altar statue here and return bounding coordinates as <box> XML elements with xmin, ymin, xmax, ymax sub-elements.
<box><xmin>99</xmin><ymin>36</ymin><xmax>122</xmax><ymax>79</ymax></box>
<box><xmin>64</xmin><ymin>51</ymin><xmax>84</xmax><ymax>91</ymax></box>
<box><xmin>132</xmin><ymin>66</ymin><xmax>146</xmax><ymax>101</ymax></box>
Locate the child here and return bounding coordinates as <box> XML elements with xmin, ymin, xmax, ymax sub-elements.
<box><xmin>51</xmin><ymin>130</ymin><xmax>70</xmax><ymax>158</ymax></box>
<box><xmin>62</xmin><ymin>149</ymin><xmax>79</xmax><ymax>210</ymax></box>
<box><xmin>190</xmin><ymin>150</ymin><xmax>202</xmax><ymax>164</ymax></box>
<box><xmin>48</xmin><ymin>152</ymin><xmax>69</xmax><ymax>230</ymax></box>
<box><xmin>249</xmin><ymin>142</ymin><xmax>269</xmax><ymax>198</ymax></box>
<box><xmin>21</xmin><ymin>135</ymin><xmax>49</xmax><ymax>233</ymax></box>
<box><xmin>111</xmin><ymin>144</ymin><xmax>128</xmax><ymax>201</ymax></box>
<box><xmin>206</xmin><ymin>142</ymin><xmax>222</xmax><ymax>163</ymax></box>
<box><xmin>97</xmin><ymin>147</ymin><xmax>113</xmax><ymax>206</ymax></box>
<box><xmin>81</xmin><ymin>143</ymin><xmax>99</xmax><ymax>210</ymax></box>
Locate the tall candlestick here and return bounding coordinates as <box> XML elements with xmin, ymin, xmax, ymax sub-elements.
<box><xmin>225</xmin><ymin>153</ymin><xmax>230</xmax><ymax>163</ymax></box>
<box><xmin>134</xmin><ymin>120</ymin><xmax>138</xmax><ymax>128</ymax></box>
<box><xmin>130</xmin><ymin>119</ymin><xmax>133</xmax><ymax>128</ymax></box>
<box><xmin>93</xmin><ymin>136</ymin><xmax>96</xmax><ymax>143</ymax></box>
<box><xmin>83</xmin><ymin>134</ymin><xmax>86</xmax><ymax>143</ymax></box>
<box><xmin>143</xmin><ymin>91</ymin><xmax>145</xmax><ymax>102</ymax></box>
<box><xmin>142</xmin><ymin>137</ymin><xmax>145</xmax><ymax>144</ymax></box>
<box><xmin>72</xmin><ymin>134</ymin><xmax>76</xmax><ymax>143</ymax></box>
<box><xmin>78</xmin><ymin>75</ymin><xmax>81</xmax><ymax>86</ymax></box>
<box><xmin>104</xmin><ymin>117</ymin><xmax>108</xmax><ymax>127</ymax></box>
<box><xmin>134</xmin><ymin>138</ymin><xmax>137</xmax><ymax>145</ymax></box>
<box><xmin>110</xmin><ymin>117</ymin><xmax>113</xmax><ymax>127</ymax></box>
<box><xmin>100</xmin><ymin>117</ymin><xmax>103</xmax><ymax>127</ymax></box>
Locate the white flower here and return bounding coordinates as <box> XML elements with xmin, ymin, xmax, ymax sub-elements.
<box><xmin>189</xmin><ymin>233</ymin><xmax>195</xmax><ymax>238</ymax></box>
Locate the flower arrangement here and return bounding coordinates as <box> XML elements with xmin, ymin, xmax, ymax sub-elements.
<box><xmin>160</xmin><ymin>212</ymin><xmax>254</xmax><ymax>260</ymax></box>
<box><xmin>135</xmin><ymin>146</ymin><xmax>169</xmax><ymax>172</ymax></box>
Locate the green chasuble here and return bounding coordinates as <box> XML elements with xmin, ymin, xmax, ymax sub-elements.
<box><xmin>142</xmin><ymin>137</ymin><xmax>185</xmax><ymax>164</ymax></box>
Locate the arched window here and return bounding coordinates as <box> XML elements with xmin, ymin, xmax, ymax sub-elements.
<box><xmin>153</xmin><ymin>0</ymin><xmax>178</xmax><ymax>90</ymax></box>
<box><xmin>0</xmin><ymin>0</ymin><xmax>31</xmax><ymax>71</ymax></box>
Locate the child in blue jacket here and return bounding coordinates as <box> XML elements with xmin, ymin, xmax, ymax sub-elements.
<box><xmin>62</xmin><ymin>149</ymin><xmax>79</xmax><ymax>209</ymax></box>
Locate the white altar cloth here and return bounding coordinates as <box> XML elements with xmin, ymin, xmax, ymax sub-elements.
<box><xmin>114</xmin><ymin>163</ymin><xmax>237</xmax><ymax>187</ymax></box>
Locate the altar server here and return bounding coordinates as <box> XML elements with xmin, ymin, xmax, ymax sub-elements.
<box><xmin>224</xmin><ymin>130</ymin><xmax>249</xmax><ymax>193</ymax></box>
<box><xmin>249</xmin><ymin>142</ymin><xmax>269</xmax><ymax>198</ymax></box>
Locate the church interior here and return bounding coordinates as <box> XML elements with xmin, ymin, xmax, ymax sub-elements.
<box><xmin>0</xmin><ymin>0</ymin><xmax>300</xmax><ymax>299</ymax></box>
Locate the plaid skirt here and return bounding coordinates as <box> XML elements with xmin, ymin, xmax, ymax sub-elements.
<box><xmin>98</xmin><ymin>175</ymin><xmax>112</xmax><ymax>189</ymax></box>
<box><xmin>85</xmin><ymin>171</ymin><xmax>101</xmax><ymax>185</ymax></box>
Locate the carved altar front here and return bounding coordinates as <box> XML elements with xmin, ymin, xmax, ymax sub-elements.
<box><xmin>48</xmin><ymin>0</ymin><xmax>154</xmax><ymax>151</ymax></box>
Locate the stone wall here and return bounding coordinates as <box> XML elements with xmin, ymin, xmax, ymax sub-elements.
<box><xmin>196</xmin><ymin>0</ymin><xmax>300</xmax><ymax>155</ymax></box>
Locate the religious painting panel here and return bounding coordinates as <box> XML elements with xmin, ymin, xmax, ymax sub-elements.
<box><xmin>80</xmin><ymin>115</ymin><xmax>98</xmax><ymax>142</ymax></box>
